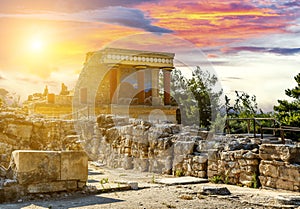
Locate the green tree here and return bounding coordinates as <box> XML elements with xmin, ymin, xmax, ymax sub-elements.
<box><xmin>274</xmin><ymin>73</ymin><xmax>300</xmax><ymax>140</ymax></box>
<box><xmin>226</xmin><ymin>91</ymin><xmax>259</xmax><ymax>118</ymax></box>
<box><xmin>224</xmin><ymin>91</ymin><xmax>270</xmax><ymax>134</ymax></box>
<box><xmin>171</xmin><ymin>67</ymin><xmax>223</xmax><ymax>128</ymax></box>
<box><xmin>188</xmin><ymin>66</ymin><xmax>223</xmax><ymax>128</ymax></box>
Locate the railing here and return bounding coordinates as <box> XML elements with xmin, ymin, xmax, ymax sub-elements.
<box><xmin>226</xmin><ymin>117</ymin><xmax>300</xmax><ymax>141</ymax></box>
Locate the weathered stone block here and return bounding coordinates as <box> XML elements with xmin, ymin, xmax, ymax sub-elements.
<box><xmin>259</xmin><ymin>176</ymin><xmax>277</xmax><ymax>188</ymax></box>
<box><xmin>278</xmin><ymin>164</ymin><xmax>300</xmax><ymax>182</ymax></box>
<box><xmin>246</xmin><ymin>159</ymin><xmax>259</xmax><ymax>166</ymax></box>
<box><xmin>208</xmin><ymin>161</ymin><xmax>218</xmax><ymax>171</ymax></box>
<box><xmin>123</xmin><ymin>156</ymin><xmax>133</xmax><ymax>170</ymax></box>
<box><xmin>6</xmin><ymin>123</ymin><xmax>33</xmax><ymax>141</ymax></box>
<box><xmin>192</xmin><ymin>155</ymin><xmax>208</xmax><ymax>164</ymax></box>
<box><xmin>207</xmin><ymin>170</ymin><xmax>219</xmax><ymax>178</ymax></box>
<box><xmin>197</xmin><ymin>171</ymin><xmax>207</xmax><ymax>178</ymax></box>
<box><xmin>208</xmin><ymin>149</ymin><xmax>219</xmax><ymax>161</ymax></box>
<box><xmin>174</xmin><ymin>141</ymin><xmax>194</xmax><ymax>155</ymax></box>
<box><xmin>233</xmin><ymin>150</ymin><xmax>247</xmax><ymax>159</ymax></box>
<box><xmin>259</xmin><ymin>144</ymin><xmax>300</xmax><ymax>163</ymax></box>
<box><xmin>27</xmin><ymin>180</ymin><xmax>78</xmax><ymax>193</ymax></box>
<box><xmin>60</xmin><ymin>151</ymin><xmax>88</xmax><ymax>182</ymax></box>
<box><xmin>12</xmin><ymin>150</ymin><xmax>61</xmax><ymax>184</ymax></box>
<box><xmin>276</xmin><ymin>179</ymin><xmax>295</xmax><ymax>191</ymax></box>
<box><xmin>259</xmin><ymin>160</ymin><xmax>278</xmax><ymax>178</ymax></box>
<box><xmin>243</xmin><ymin>151</ymin><xmax>258</xmax><ymax>159</ymax></box>
<box><xmin>200</xmin><ymin>186</ymin><xmax>231</xmax><ymax>195</ymax></box>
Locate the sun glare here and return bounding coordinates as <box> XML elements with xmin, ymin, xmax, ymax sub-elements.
<box><xmin>30</xmin><ymin>39</ymin><xmax>44</xmax><ymax>52</ymax></box>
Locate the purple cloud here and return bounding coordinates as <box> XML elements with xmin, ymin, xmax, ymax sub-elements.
<box><xmin>225</xmin><ymin>46</ymin><xmax>300</xmax><ymax>55</ymax></box>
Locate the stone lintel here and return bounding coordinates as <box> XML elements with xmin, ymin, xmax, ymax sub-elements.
<box><xmin>94</xmin><ymin>47</ymin><xmax>175</xmax><ymax>68</ymax></box>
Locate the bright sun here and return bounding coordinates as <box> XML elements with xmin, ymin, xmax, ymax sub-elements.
<box><xmin>30</xmin><ymin>39</ymin><xmax>44</xmax><ymax>52</ymax></box>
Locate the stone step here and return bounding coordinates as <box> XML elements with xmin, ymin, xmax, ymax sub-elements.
<box><xmin>154</xmin><ymin>176</ymin><xmax>208</xmax><ymax>185</ymax></box>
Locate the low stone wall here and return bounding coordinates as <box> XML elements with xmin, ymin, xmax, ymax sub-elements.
<box><xmin>0</xmin><ymin>112</ymin><xmax>83</xmax><ymax>168</ymax></box>
<box><xmin>218</xmin><ymin>150</ymin><xmax>260</xmax><ymax>187</ymax></box>
<box><xmin>174</xmin><ymin>155</ymin><xmax>208</xmax><ymax>178</ymax></box>
<box><xmin>259</xmin><ymin>144</ymin><xmax>300</xmax><ymax>192</ymax></box>
<box><xmin>91</xmin><ymin>115</ymin><xmax>300</xmax><ymax>192</ymax></box>
<box><xmin>0</xmin><ymin>112</ymin><xmax>299</xmax><ymax>193</ymax></box>
<box><xmin>0</xmin><ymin>150</ymin><xmax>88</xmax><ymax>202</ymax></box>
<box><xmin>88</xmin><ymin>115</ymin><xmax>187</xmax><ymax>174</ymax></box>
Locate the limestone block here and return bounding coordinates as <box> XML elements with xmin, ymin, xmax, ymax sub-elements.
<box><xmin>192</xmin><ymin>155</ymin><xmax>208</xmax><ymax>164</ymax></box>
<box><xmin>1</xmin><ymin>184</ymin><xmax>26</xmax><ymax>203</ymax></box>
<box><xmin>259</xmin><ymin>160</ymin><xmax>278</xmax><ymax>178</ymax></box>
<box><xmin>132</xmin><ymin>125</ymin><xmax>145</xmax><ymax>136</ymax></box>
<box><xmin>245</xmin><ymin>165</ymin><xmax>258</xmax><ymax>174</ymax></box>
<box><xmin>208</xmin><ymin>149</ymin><xmax>219</xmax><ymax>161</ymax></box>
<box><xmin>228</xmin><ymin>161</ymin><xmax>236</xmax><ymax>168</ymax></box>
<box><xmin>220</xmin><ymin>152</ymin><xmax>230</xmax><ymax>161</ymax></box>
<box><xmin>243</xmin><ymin>151</ymin><xmax>258</xmax><ymax>159</ymax></box>
<box><xmin>264</xmin><ymin>177</ymin><xmax>277</xmax><ymax>188</ymax></box>
<box><xmin>197</xmin><ymin>171</ymin><xmax>207</xmax><ymax>178</ymax></box>
<box><xmin>239</xmin><ymin>172</ymin><xmax>253</xmax><ymax>182</ymax></box>
<box><xmin>207</xmin><ymin>170</ymin><xmax>219</xmax><ymax>178</ymax></box>
<box><xmin>233</xmin><ymin>150</ymin><xmax>247</xmax><ymax>159</ymax></box>
<box><xmin>278</xmin><ymin>164</ymin><xmax>300</xmax><ymax>182</ymax></box>
<box><xmin>259</xmin><ymin>144</ymin><xmax>300</xmax><ymax>163</ymax></box>
<box><xmin>174</xmin><ymin>141</ymin><xmax>195</xmax><ymax>155</ymax></box>
<box><xmin>238</xmin><ymin>159</ymin><xmax>247</xmax><ymax>166</ymax></box>
<box><xmin>60</xmin><ymin>151</ymin><xmax>88</xmax><ymax>182</ymax></box>
<box><xmin>208</xmin><ymin>160</ymin><xmax>218</xmax><ymax>171</ymax></box>
<box><xmin>12</xmin><ymin>150</ymin><xmax>61</xmax><ymax>184</ymax></box>
<box><xmin>6</xmin><ymin>123</ymin><xmax>33</xmax><ymax>141</ymax></box>
<box><xmin>276</xmin><ymin>179</ymin><xmax>294</xmax><ymax>191</ymax></box>
<box><xmin>133</xmin><ymin>158</ymin><xmax>149</xmax><ymax>172</ymax></box>
<box><xmin>173</xmin><ymin>155</ymin><xmax>184</xmax><ymax>167</ymax></box>
<box><xmin>246</xmin><ymin>159</ymin><xmax>259</xmax><ymax>166</ymax></box>
<box><xmin>78</xmin><ymin>181</ymin><xmax>86</xmax><ymax>188</ymax></box>
<box><xmin>200</xmin><ymin>186</ymin><xmax>231</xmax><ymax>195</ymax></box>
<box><xmin>27</xmin><ymin>180</ymin><xmax>78</xmax><ymax>193</ymax></box>
<box><xmin>105</xmin><ymin>127</ymin><xmax>119</xmax><ymax>143</ymax></box>
<box><xmin>258</xmin><ymin>176</ymin><xmax>267</xmax><ymax>186</ymax></box>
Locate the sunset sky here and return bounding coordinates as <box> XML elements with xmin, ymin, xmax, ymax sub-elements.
<box><xmin>0</xmin><ymin>0</ymin><xmax>299</xmax><ymax>111</ymax></box>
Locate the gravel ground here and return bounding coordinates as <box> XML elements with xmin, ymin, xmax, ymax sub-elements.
<box><xmin>1</xmin><ymin>164</ymin><xmax>299</xmax><ymax>209</ymax></box>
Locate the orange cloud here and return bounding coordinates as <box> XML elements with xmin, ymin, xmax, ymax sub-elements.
<box><xmin>136</xmin><ymin>1</ymin><xmax>288</xmax><ymax>47</ymax></box>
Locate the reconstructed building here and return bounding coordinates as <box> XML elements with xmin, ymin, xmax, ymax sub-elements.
<box><xmin>74</xmin><ymin>47</ymin><xmax>178</xmax><ymax>122</ymax></box>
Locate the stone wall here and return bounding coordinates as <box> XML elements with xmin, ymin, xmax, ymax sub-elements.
<box><xmin>259</xmin><ymin>144</ymin><xmax>300</xmax><ymax>191</ymax></box>
<box><xmin>0</xmin><ymin>112</ymin><xmax>83</xmax><ymax>168</ymax></box>
<box><xmin>207</xmin><ymin>137</ymin><xmax>260</xmax><ymax>187</ymax></box>
<box><xmin>85</xmin><ymin>114</ymin><xmax>189</xmax><ymax>174</ymax></box>
<box><xmin>81</xmin><ymin>115</ymin><xmax>299</xmax><ymax>192</ymax></box>
<box><xmin>0</xmin><ymin>150</ymin><xmax>88</xmax><ymax>203</ymax></box>
<box><xmin>0</xmin><ymin>112</ymin><xmax>299</xmax><ymax>193</ymax></box>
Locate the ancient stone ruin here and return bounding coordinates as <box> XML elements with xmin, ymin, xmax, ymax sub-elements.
<box><xmin>78</xmin><ymin>114</ymin><xmax>299</xmax><ymax>192</ymax></box>
<box><xmin>0</xmin><ymin>150</ymin><xmax>87</xmax><ymax>203</ymax></box>
<box><xmin>0</xmin><ymin>111</ymin><xmax>299</xmax><ymax>203</ymax></box>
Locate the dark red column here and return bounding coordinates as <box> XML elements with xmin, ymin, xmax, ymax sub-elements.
<box><xmin>137</xmin><ymin>70</ymin><xmax>145</xmax><ymax>105</ymax></box>
<box><xmin>163</xmin><ymin>70</ymin><xmax>171</xmax><ymax>105</ymax></box>
<box><xmin>110</xmin><ymin>68</ymin><xmax>117</xmax><ymax>104</ymax></box>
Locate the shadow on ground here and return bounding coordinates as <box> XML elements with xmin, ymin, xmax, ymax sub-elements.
<box><xmin>0</xmin><ymin>195</ymin><xmax>124</xmax><ymax>209</ymax></box>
